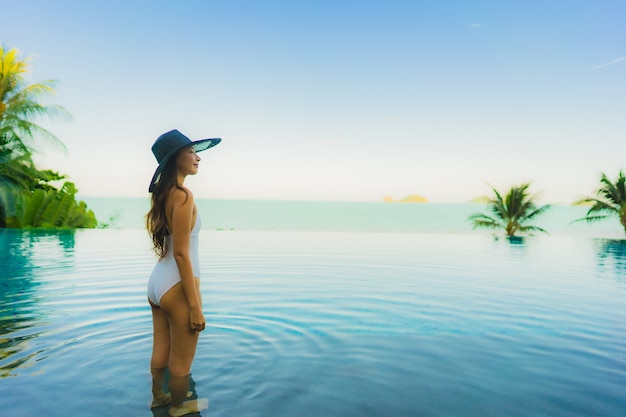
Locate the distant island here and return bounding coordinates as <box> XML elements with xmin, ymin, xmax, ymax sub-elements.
<box><xmin>469</xmin><ymin>196</ymin><xmax>490</xmax><ymax>204</ymax></box>
<box><xmin>383</xmin><ymin>194</ymin><xmax>428</xmax><ymax>203</ymax></box>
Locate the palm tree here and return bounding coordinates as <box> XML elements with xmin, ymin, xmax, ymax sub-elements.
<box><xmin>573</xmin><ymin>171</ymin><xmax>626</xmax><ymax>235</ymax></box>
<box><xmin>0</xmin><ymin>45</ymin><xmax>68</xmax><ymax>157</ymax></box>
<box><xmin>468</xmin><ymin>183</ymin><xmax>550</xmax><ymax>237</ymax></box>
<box><xmin>0</xmin><ymin>45</ymin><xmax>70</xmax><ymax>225</ymax></box>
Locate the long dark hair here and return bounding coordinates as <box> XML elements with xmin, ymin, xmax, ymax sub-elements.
<box><xmin>146</xmin><ymin>156</ymin><xmax>188</xmax><ymax>258</ymax></box>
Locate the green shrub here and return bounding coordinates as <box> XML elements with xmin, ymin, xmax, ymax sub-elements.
<box><xmin>6</xmin><ymin>182</ymin><xmax>97</xmax><ymax>228</ymax></box>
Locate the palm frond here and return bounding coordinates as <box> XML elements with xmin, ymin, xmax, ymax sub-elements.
<box><xmin>517</xmin><ymin>224</ymin><xmax>549</xmax><ymax>235</ymax></box>
<box><xmin>468</xmin><ymin>212</ymin><xmax>504</xmax><ymax>230</ymax></box>
<box><xmin>571</xmin><ymin>214</ymin><xmax>612</xmax><ymax>224</ymax></box>
<box><xmin>525</xmin><ymin>204</ymin><xmax>551</xmax><ymax>220</ymax></box>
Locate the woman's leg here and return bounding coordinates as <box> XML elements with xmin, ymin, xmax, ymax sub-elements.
<box><xmin>150</xmin><ymin>301</ymin><xmax>172</xmax><ymax>408</ymax></box>
<box><xmin>159</xmin><ymin>282</ymin><xmax>207</xmax><ymax>416</ymax></box>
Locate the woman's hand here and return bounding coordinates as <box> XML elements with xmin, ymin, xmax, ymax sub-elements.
<box><xmin>189</xmin><ymin>306</ymin><xmax>206</xmax><ymax>332</ymax></box>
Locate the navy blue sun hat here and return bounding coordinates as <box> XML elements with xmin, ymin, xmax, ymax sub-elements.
<box><xmin>149</xmin><ymin>129</ymin><xmax>221</xmax><ymax>192</ymax></box>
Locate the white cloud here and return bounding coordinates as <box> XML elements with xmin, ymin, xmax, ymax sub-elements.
<box><xmin>591</xmin><ymin>56</ymin><xmax>626</xmax><ymax>70</ymax></box>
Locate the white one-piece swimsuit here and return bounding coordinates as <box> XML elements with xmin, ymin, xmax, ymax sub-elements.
<box><xmin>147</xmin><ymin>214</ymin><xmax>201</xmax><ymax>306</ymax></box>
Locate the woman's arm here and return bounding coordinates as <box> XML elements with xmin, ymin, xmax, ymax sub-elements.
<box><xmin>170</xmin><ymin>188</ymin><xmax>205</xmax><ymax>331</ymax></box>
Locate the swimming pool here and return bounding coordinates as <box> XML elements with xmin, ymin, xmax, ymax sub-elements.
<box><xmin>1</xmin><ymin>229</ymin><xmax>625</xmax><ymax>416</ymax></box>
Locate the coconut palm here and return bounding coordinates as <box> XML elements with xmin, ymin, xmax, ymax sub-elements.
<box><xmin>573</xmin><ymin>170</ymin><xmax>626</xmax><ymax>235</ymax></box>
<box><xmin>468</xmin><ymin>183</ymin><xmax>550</xmax><ymax>237</ymax></box>
<box><xmin>0</xmin><ymin>45</ymin><xmax>68</xmax><ymax>157</ymax></box>
<box><xmin>1</xmin><ymin>45</ymin><xmax>70</xmax><ymax>226</ymax></box>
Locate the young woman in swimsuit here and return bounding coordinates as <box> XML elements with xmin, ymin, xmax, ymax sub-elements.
<box><xmin>145</xmin><ymin>129</ymin><xmax>221</xmax><ymax>416</ymax></box>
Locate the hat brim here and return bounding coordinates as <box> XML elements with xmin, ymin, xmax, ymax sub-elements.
<box><xmin>148</xmin><ymin>138</ymin><xmax>221</xmax><ymax>192</ymax></box>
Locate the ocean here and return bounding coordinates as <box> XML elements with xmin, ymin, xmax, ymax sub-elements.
<box><xmin>82</xmin><ymin>196</ymin><xmax>624</xmax><ymax>239</ymax></box>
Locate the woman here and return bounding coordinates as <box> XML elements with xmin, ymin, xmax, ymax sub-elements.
<box><xmin>145</xmin><ymin>129</ymin><xmax>221</xmax><ymax>416</ymax></box>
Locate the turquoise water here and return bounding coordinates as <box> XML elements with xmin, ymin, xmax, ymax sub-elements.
<box><xmin>85</xmin><ymin>197</ymin><xmax>624</xmax><ymax>238</ymax></box>
<box><xmin>1</xmin><ymin>226</ymin><xmax>625</xmax><ymax>416</ymax></box>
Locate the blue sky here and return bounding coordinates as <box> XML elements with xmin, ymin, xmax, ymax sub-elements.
<box><xmin>3</xmin><ymin>0</ymin><xmax>625</xmax><ymax>203</ymax></box>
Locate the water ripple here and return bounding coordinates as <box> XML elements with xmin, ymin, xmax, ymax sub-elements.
<box><xmin>1</xmin><ymin>230</ymin><xmax>626</xmax><ymax>416</ymax></box>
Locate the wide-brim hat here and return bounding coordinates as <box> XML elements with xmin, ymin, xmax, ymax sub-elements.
<box><xmin>149</xmin><ymin>129</ymin><xmax>221</xmax><ymax>192</ymax></box>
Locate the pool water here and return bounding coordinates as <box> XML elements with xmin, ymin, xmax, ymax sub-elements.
<box><xmin>1</xmin><ymin>229</ymin><xmax>625</xmax><ymax>416</ymax></box>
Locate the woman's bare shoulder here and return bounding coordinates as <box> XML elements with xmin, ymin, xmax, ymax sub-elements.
<box><xmin>170</xmin><ymin>187</ymin><xmax>195</xmax><ymax>206</ymax></box>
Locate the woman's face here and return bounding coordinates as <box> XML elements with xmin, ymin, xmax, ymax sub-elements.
<box><xmin>176</xmin><ymin>146</ymin><xmax>201</xmax><ymax>176</ymax></box>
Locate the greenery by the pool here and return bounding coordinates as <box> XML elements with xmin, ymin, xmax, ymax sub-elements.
<box><xmin>0</xmin><ymin>45</ymin><xmax>96</xmax><ymax>229</ymax></box>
